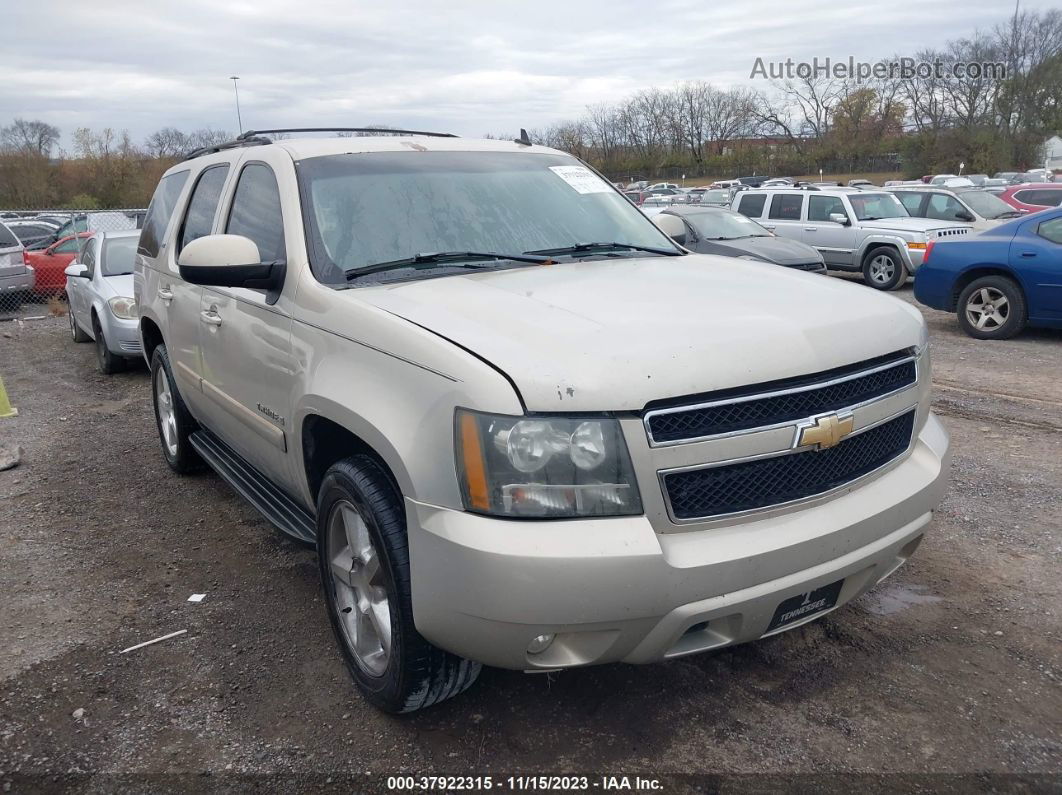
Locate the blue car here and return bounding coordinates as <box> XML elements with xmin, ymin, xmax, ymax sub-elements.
<box><xmin>914</xmin><ymin>208</ymin><xmax>1062</xmax><ymax>339</ymax></box>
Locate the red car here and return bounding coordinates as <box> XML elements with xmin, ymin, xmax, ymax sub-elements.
<box><xmin>23</xmin><ymin>233</ymin><xmax>92</xmax><ymax>295</ymax></box>
<box><xmin>998</xmin><ymin>183</ymin><xmax>1062</xmax><ymax>214</ymax></box>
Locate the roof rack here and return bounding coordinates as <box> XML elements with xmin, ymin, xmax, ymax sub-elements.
<box><xmin>182</xmin><ymin>126</ymin><xmax>459</xmax><ymax>161</ymax></box>
<box><xmin>236</xmin><ymin>127</ymin><xmax>458</xmax><ymax>140</ymax></box>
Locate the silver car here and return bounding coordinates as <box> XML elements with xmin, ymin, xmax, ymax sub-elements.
<box><xmin>0</xmin><ymin>221</ymin><xmax>34</xmax><ymax>308</ymax></box>
<box><xmin>65</xmin><ymin>230</ymin><xmax>141</xmax><ymax>373</ymax></box>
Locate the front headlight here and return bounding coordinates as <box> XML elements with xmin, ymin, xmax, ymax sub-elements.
<box><xmin>455</xmin><ymin>409</ymin><xmax>642</xmax><ymax>518</ymax></box>
<box><xmin>108</xmin><ymin>296</ymin><xmax>137</xmax><ymax>319</ymax></box>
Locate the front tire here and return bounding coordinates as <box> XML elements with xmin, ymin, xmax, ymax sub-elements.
<box><xmin>317</xmin><ymin>455</ymin><xmax>480</xmax><ymax>713</ymax></box>
<box><xmin>93</xmin><ymin>316</ymin><xmax>126</xmax><ymax>374</ymax></box>
<box><xmin>956</xmin><ymin>275</ymin><xmax>1027</xmax><ymax>340</ymax></box>
<box><xmin>150</xmin><ymin>345</ymin><xmax>202</xmax><ymax>473</ymax></box>
<box><xmin>69</xmin><ymin>307</ymin><xmax>90</xmax><ymax>342</ymax></box>
<box><xmin>862</xmin><ymin>248</ymin><xmax>908</xmax><ymax>291</ymax></box>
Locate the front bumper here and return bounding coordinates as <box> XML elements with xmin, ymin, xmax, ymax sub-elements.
<box><xmin>408</xmin><ymin>412</ymin><xmax>949</xmax><ymax>670</ymax></box>
<box><xmin>98</xmin><ymin>311</ymin><xmax>142</xmax><ymax>357</ymax></box>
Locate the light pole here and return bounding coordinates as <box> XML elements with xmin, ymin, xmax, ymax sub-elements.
<box><xmin>229</xmin><ymin>76</ymin><xmax>243</xmax><ymax>134</ymax></box>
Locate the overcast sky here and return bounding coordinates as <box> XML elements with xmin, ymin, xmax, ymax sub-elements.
<box><xmin>2</xmin><ymin>0</ymin><xmax>1056</xmax><ymax>148</ymax></box>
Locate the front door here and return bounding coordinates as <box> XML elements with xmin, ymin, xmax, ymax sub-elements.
<box><xmin>197</xmin><ymin>157</ymin><xmax>297</xmax><ymax>488</ymax></box>
<box><xmin>803</xmin><ymin>194</ymin><xmax>855</xmax><ymax>266</ymax></box>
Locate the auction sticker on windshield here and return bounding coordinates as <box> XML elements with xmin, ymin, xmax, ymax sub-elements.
<box><xmin>549</xmin><ymin>165</ymin><xmax>613</xmax><ymax>194</ymax></box>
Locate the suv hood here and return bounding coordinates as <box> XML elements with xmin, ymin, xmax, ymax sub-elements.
<box><xmin>356</xmin><ymin>255</ymin><xmax>924</xmax><ymax>411</ymax></box>
<box><xmin>858</xmin><ymin>217</ymin><xmax>966</xmax><ymax>234</ymax></box>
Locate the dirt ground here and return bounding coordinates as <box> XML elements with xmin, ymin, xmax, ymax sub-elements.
<box><xmin>0</xmin><ymin>286</ymin><xmax>1059</xmax><ymax>794</ymax></box>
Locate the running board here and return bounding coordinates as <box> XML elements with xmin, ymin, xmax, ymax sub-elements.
<box><xmin>190</xmin><ymin>429</ymin><xmax>317</xmax><ymax>545</ymax></box>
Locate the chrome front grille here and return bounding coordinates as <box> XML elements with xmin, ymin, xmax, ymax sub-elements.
<box><xmin>643</xmin><ymin>350</ymin><xmax>916</xmax><ymax>446</ymax></box>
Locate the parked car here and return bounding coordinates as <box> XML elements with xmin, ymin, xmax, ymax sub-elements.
<box><xmin>3</xmin><ymin>219</ymin><xmax>60</xmax><ymax>249</ymax></box>
<box><xmin>647</xmin><ymin>182</ymin><xmax>679</xmax><ymax>192</ymax></box>
<box><xmin>697</xmin><ymin>188</ymin><xmax>732</xmax><ymax>208</ymax></box>
<box><xmin>652</xmin><ymin>206</ymin><xmax>827</xmax><ymax>273</ymax></box>
<box><xmin>136</xmin><ymin>129</ymin><xmax>949</xmax><ymax>713</ymax></box>
<box><xmin>732</xmin><ymin>187</ymin><xmax>970</xmax><ymax>289</ymax></box>
<box><xmin>736</xmin><ymin>175</ymin><xmax>769</xmax><ymax>187</ymax></box>
<box><xmin>847</xmin><ymin>179</ymin><xmax>875</xmax><ymax>188</ymax></box>
<box><xmin>26</xmin><ymin>211</ymin><xmax>143</xmax><ymax>251</ymax></box>
<box><xmin>998</xmin><ymin>184</ymin><xmax>1062</xmax><ymax>213</ymax></box>
<box><xmin>993</xmin><ymin>171</ymin><xmax>1019</xmax><ymax>182</ymax></box>
<box><xmin>888</xmin><ymin>186</ymin><xmax>1024</xmax><ymax>230</ymax></box>
<box><xmin>0</xmin><ymin>221</ymin><xmax>35</xmax><ymax>305</ymax></box>
<box><xmin>914</xmin><ymin>208</ymin><xmax>1062</xmax><ymax>339</ymax></box>
<box><xmin>64</xmin><ymin>230</ymin><xmax>142</xmax><ymax>373</ymax></box>
<box><xmin>623</xmin><ymin>191</ymin><xmax>648</xmax><ymax>206</ymax></box>
<box><xmin>965</xmin><ymin>174</ymin><xmax>989</xmax><ymax>186</ymax></box>
<box><xmin>23</xmin><ymin>232</ymin><xmax>92</xmax><ymax>295</ymax></box>
<box><xmin>929</xmin><ymin>174</ymin><xmax>958</xmax><ymax>186</ymax></box>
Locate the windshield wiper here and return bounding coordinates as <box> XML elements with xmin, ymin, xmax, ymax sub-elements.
<box><xmin>345</xmin><ymin>250</ymin><xmax>551</xmax><ymax>280</ymax></box>
<box><xmin>523</xmin><ymin>242</ymin><xmax>682</xmax><ymax>257</ymax></box>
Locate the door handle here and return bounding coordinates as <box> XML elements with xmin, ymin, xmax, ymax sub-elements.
<box><xmin>804</xmin><ymin>227</ymin><xmax>817</xmax><ymax>231</ymax></box>
<box><xmin>1019</xmin><ymin>251</ymin><xmax>1036</xmax><ymax>258</ymax></box>
<box><xmin>764</xmin><ymin>225</ymin><xmax>776</xmax><ymax>231</ymax></box>
<box><xmin>199</xmin><ymin>309</ymin><xmax>222</xmax><ymax>327</ymax></box>
<box><xmin>158</xmin><ymin>286</ymin><xmax>174</xmax><ymax>300</ymax></box>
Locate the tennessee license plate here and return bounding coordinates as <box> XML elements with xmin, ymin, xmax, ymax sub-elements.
<box><xmin>766</xmin><ymin>579</ymin><xmax>844</xmax><ymax>633</ymax></box>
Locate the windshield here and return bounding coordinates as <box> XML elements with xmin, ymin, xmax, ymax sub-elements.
<box><xmin>102</xmin><ymin>236</ymin><xmax>136</xmax><ymax>276</ymax></box>
<box><xmin>960</xmin><ymin>190</ymin><xmax>1021</xmax><ymax>219</ymax></box>
<box><xmin>686</xmin><ymin>211</ymin><xmax>771</xmax><ymax>239</ymax></box>
<box><xmin>298</xmin><ymin>151</ymin><xmax>679</xmax><ymax>284</ymax></box>
<box><xmin>848</xmin><ymin>192</ymin><xmax>909</xmax><ymax>220</ymax></box>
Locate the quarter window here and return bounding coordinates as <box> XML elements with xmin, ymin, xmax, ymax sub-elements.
<box><xmin>1037</xmin><ymin>217</ymin><xmax>1062</xmax><ymax>245</ymax></box>
<box><xmin>226</xmin><ymin>164</ymin><xmax>286</xmax><ymax>263</ymax></box>
<box><xmin>737</xmin><ymin>193</ymin><xmax>767</xmax><ymax>218</ymax></box>
<box><xmin>80</xmin><ymin>239</ymin><xmax>97</xmax><ymax>277</ymax></box>
<box><xmin>768</xmin><ymin>194</ymin><xmax>804</xmax><ymax>220</ymax></box>
<box><xmin>178</xmin><ymin>165</ymin><xmax>229</xmax><ymax>253</ymax></box>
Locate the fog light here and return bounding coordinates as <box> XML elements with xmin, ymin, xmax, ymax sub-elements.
<box><xmin>527</xmin><ymin>633</ymin><xmax>555</xmax><ymax>655</ymax></box>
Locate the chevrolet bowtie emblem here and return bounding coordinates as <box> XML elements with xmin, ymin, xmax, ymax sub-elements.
<box><xmin>797</xmin><ymin>413</ymin><xmax>855</xmax><ymax>450</ymax></box>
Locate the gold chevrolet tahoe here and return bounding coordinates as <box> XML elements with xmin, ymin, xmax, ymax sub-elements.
<box><xmin>134</xmin><ymin>128</ymin><xmax>950</xmax><ymax>713</ymax></box>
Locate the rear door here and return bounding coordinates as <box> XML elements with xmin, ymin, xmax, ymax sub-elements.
<box><xmin>163</xmin><ymin>163</ymin><xmax>232</xmax><ymax>420</ymax></box>
<box><xmin>765</xmin><ymin>193</ymin><xmax>805</xmax><ymax>240</ymax></box>
<box><xmin>197</xmin><ymin>150</ymin><xmax>298</xmax><ymax>488</ymax></box>
<box><xmin>895</xmin><ymin>191</ymin><xmax>929</xmax><ymax>218</ymax></box>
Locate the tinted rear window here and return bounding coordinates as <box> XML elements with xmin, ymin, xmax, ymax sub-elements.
<box><xmin>0</xmin><ymin>223</ymin><xmax>19</xmax><ymax>248</ymax></box>
<box><xmin>737</xmin><ymin>193</ymin><xmax>767</xmax><ymax>218</ymax></box>
<box><xmin>139</xmin><ymin>170</ymin><xmax>190</xmax><ymax>258</ymax></box>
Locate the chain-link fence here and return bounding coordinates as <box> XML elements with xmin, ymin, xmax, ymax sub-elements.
<box><xmin>0</xmin><ymin>208</ymin><xmax>147</xmax><ymax>319</ymax></box>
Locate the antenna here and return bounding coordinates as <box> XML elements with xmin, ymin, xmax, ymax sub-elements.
<box><xmin>514</xmin><ymin>128</ymin><xmax>532</xmax><ymax>146</ymax></box>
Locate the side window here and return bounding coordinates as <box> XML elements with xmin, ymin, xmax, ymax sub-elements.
<box><xmin>81</xmin><ymin>240</ymin><xmax>97</xmax><ymax>277</ymax></box>
<box><xmin>808</xmin><ymin>195</ymin><xmax>847</xmax><ymax>222</ymax></box>
<box><xmin>737</xmin><ymin>193</ymin><xmax>766</xmax><ymax>218</ymax></box>
<box><xmin>1037</xmin><ymin>217</ymin><xmax>1062</xmax><ymax>245</ymax></box>
<box><xmin>897</xmin><ymin>193</ymin><xmax>925</xmax><ymax>216</ymax></box>
<box><xmin>139</xmin><ymin>170</ymin><xmax>190</xmax><ymax>258</ymax></box>
<box><xmin>55</xmin><ymin>237</ymin><xmax>80</xmax><ymax>253</ymax></box>
<box><xmin>225</xmin><ymin>164</ymin><xmax>286</xmax><ymax>263</ymax></box>
<box><xmin>768</xmin><ymin>194</ymin><xmax>804</xmax><ymax>220</ymax></box>
<box><xmin>1015</xmin><ymin>190</ymin><xmax>1061</xmax><ymax>207</ymax></box>
<box><xmin>178</xmin><ymin>165</ymin><xmax>230</xmax><ymax>254</ymax></box>
<box><xmin>926</xmin><ymin>194</ymin><xmax>965</xmax><ymax>221</ymax></box>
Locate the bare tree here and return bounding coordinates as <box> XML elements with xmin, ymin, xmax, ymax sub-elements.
<box><xmin>1</xmin><ymin>119</ymin><xmax>60</xmax><ymax>156</ymax></box>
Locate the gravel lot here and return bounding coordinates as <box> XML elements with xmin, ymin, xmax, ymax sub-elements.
<box><xmin>0</xmin><ymin>286</ymin><xmax>1059</xmax><ymax>793</ymax></box>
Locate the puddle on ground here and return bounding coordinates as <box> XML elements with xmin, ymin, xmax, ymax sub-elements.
<box><xmin>860</xmin><ymin>583</ymin><xmax>943</xmax><ymax>616</ymax></box>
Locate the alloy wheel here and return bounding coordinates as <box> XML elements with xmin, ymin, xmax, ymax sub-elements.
<box><xmin>965</xmin><ymin>286</ymin><xmax>1009</xmax><ymax>331</ymax></box>
<box><xmin>326</xmin><ymin>500</ymin><xmax>392</xmax><ymax>677</ymax></box>
<box><xmin>154</xmin><ymin>368</ymin><xmax>179</xmax><ymax>458</ymax></box>
<box><xmin>868</xmin><ymin>254</ymin><xmax>896</xmax><ymax>285</ymax></box>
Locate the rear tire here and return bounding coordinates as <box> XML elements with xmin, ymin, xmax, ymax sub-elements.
<box><xmin>69</xmin><ymin>307</ymin><xmax>90</xmax><ymax>342</ymax></box>
<box><xmin>93</xmin><ymin>316</ymin><xmax>126</xmax><ymax>374</ymax></box>
<box><xmin>317</xmin><ymin>455</ymin><xmax>481</xmax><ymax>713</ymax></box>
<box><xmin>150</xmin><ymin>344</ymin><xmax>202</xmax><ymax>473</ymax></box>
<box><xmin>956</xmin><ymin>275</ymin><xmax>1027</xmax><ymax>340</ymax></box>
<box><xmin>862</xmin><ymin>248</ymin><xmax>908</xmax><ymax>291</ymax></box>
